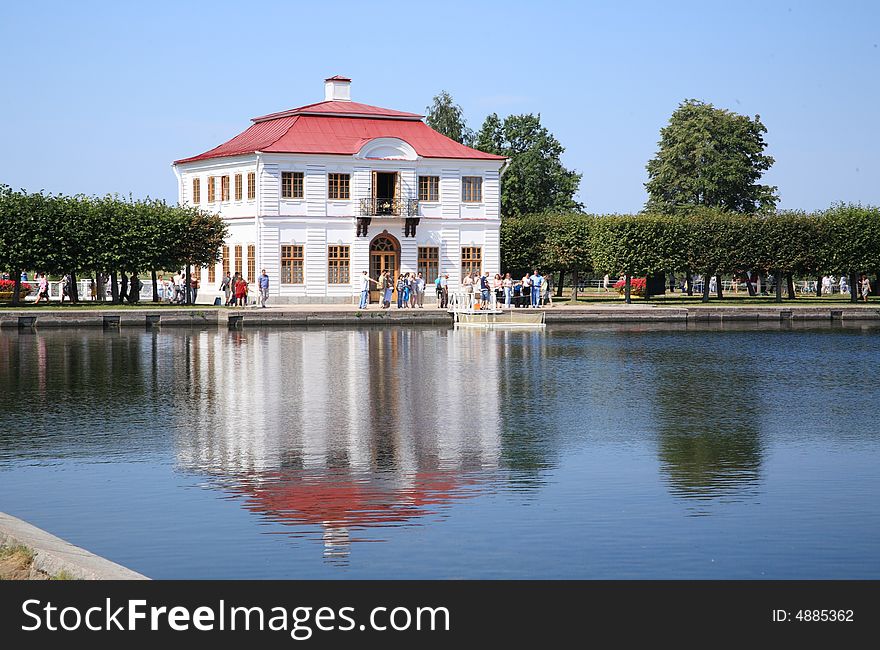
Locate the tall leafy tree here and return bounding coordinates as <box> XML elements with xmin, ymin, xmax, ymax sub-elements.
<box><xmin>590</xmin><ymin>214</ymin><xmax>680</xmax><ymax>303</ymax></box>
<box><xmin>425</xmin><ymin>91</ymin><xmax>474</xmax><ymax>145</ymax></box>
<box><xmin>0</xmin><ymin>187</ymin><xmax>47</xmax><ymax>305</ymax></box>
<box><xmin>645</xmin><ymin>100</ymin><xmax>778</xmax><ymax>214</ymax></box>
<box><xmin>475</xmin><ymin>113</ymin><xmax>582</xmax><ymax>217</ymax></box>
<box><xmin>500</xmin><ymin>213</ymin><xmax>549</xmax><ymax>277</ymax></box>
<box><xmin>541</xmin><ymin>213</ymin><xmax>593</xmax><ymax>297</ymax></box>
<box><xmin>818</xmin><ymin>203</ymin><xmax>880</xmax><ymax>303</ymax></box>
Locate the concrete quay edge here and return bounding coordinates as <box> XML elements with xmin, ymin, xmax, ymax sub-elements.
<box><xmin>0</xmin><ymin>511</ymin><xmax>149</xmax><ymax>580</ymax></box>
<box><xmin>1</xmin><ymin>305</ymin><xmax>879</xmax><ymax>328</ymax></box>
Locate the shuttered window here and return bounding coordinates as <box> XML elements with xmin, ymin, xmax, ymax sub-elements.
<box><xmin>192</xmin><ymin>178</ymin><xmax>201</xmax><ymax>204</ymax></box>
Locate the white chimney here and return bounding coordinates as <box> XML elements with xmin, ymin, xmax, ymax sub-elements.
<box><xmin>324</xmin><ymin>75</ymin><xmax>352</xmax><ymax>102</ymax></box>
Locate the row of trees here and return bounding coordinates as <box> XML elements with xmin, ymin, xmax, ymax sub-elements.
<box><xmin>0</xmin><ymin>186</ymin><xmax>227</xmax><ymax>305</ymax></box>
<box><xmin>501</xmin><ymin>205</ymin><xmax>880</xmax><ymax>303</ymax></box>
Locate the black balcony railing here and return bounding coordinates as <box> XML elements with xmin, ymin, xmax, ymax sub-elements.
<box><xmin>359</xmin><ymin>198</ymin><xmax>419</xmax><ymax>217</ymax></box>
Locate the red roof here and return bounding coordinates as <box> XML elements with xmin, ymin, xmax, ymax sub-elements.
<box><xmin>252</xmin><ymin>100</ymin><xmax>423</xmax><ymax>122</ymax></box>
<box><xmin>230</xmin><ymin>469</ymin><xmax>480</xmax><ymax>529</ymax></box>
<box><xmin>174</xmin><ymin>100</ymin><xmax>505</xmax><ymax>164</ymax></box>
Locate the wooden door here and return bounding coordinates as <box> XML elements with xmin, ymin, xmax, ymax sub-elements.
<box><xmin>369</xmin><ymin>234</ymin><xmax>399</xmax><ymax>303</ymax></box>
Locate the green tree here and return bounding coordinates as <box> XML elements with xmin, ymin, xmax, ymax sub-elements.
<box><xmin>43</xmin><ymin>193</ymin><xmax>100</xmax><ymax>302</ymax></box>
<box><xmin>753</xmin><ymin>212</ymin><xmax>817</xmax><ymax>301</ymax></box>
<box><xmin>500</xmin><ymin>213</ymin><xmax>549</xmax><ymax>278</ymax></box>
<box><xmin>646</xmin><ymin>100</ymin><xmax>778</xmax><ymax>214</ymax></box>
<box><xmin>541</xmin><ymin>213</ymin><xmax>593</xmax><ymax>298</ymax></box>
<box><xmin>425</xmin><ymin>91</ymin><xmax>474</xmax><ymax>145</ymax></box>
<box><xmin>0</xmin><ymin>188</ymin><xmax>45</xmax><ymax>304</ymax></box>
<box><xmin>167</xmin><ymin>206</ymin><xmax>227</xmax><ymax>304</ymax></box>
<box><xmin>590</xmin><ymin>214</ymin><xmax>680</xmax><ymax>303</ymax></box>
<box><xmin>818</xmin><ymin>204</ymin><xmax>880</xmax><ymax>303</ymax></box>
<box><xmin>475</xmin><ymin>113</ymin><xmax>582</xmax><ymax>216</ymax></box>
<box><xmin>676</xmin><ymin>209</ymin><xmax>754</xmax><ymax>302</ymax></box>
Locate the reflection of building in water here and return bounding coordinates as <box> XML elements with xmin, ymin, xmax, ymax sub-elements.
<box><xmin>174</xmin><ymin>328</ymin><xmax>501</xmax><ymax>560</ymax></box>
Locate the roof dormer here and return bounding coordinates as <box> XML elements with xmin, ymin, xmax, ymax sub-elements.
<box><xmin>356</xmin><ymin>137</ymin><xmax>418</xmax><ymax>161</ymax></box>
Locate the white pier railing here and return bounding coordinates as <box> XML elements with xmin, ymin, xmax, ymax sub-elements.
<box><xmin>447</xmin><ymin>290</ymin><xmax>500</xmax><ymax>314</ymax></box>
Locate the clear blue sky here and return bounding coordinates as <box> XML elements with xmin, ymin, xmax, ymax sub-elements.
<box><xmin>2</xmin><ymin>0</ymin><xmax>878</xmax><ymax>213</ymax></box>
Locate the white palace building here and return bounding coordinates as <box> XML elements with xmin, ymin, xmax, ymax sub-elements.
<box><xmin>172</xmin><ymin>76</ymin><xmax>507</xmax><ymax>304</ymax></box>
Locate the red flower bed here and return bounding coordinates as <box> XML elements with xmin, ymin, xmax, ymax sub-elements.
<box><xmin>613</xmin><ymin>277</ymin><xmax>646</xmax><ymax>296</ymax></box>
<box><xmin>0</xmin><ymin>279</ymin><xmax>31</xmax><ymax>292</ymax></box>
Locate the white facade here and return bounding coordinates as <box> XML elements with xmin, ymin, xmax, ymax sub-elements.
<box><xmin>172</xmin><ymin>78</ymin><xmax>506</xmax><ymax>304</ymax></box>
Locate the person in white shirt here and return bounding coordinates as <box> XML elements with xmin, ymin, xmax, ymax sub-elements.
<box><xmin>359</xmin><ymin>270</ymin><xmax>377</xmax><ymax>309</ymax></box>
<box><xmin>502</xmin><ymin>273</ymin><xmax>513</xmax><ymax>307</ymax></box>
<box><xmin>415</xmin><ymin>272</ymin><xmax>426</xmax><ymax>308</ymax></box>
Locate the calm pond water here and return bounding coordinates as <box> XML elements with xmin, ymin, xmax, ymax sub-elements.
<box><xmin>1</xmin><ymin>323</ymin><xmax>878</xmax><ymax>579</ymax></box>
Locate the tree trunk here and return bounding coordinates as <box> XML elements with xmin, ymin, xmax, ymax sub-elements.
<box><xmin>686</xmin><ymin>271</ymin><xmax>693</xmax><ymax>296</ymax></box>
<box><xmin>815</xmin><ymin>275</ymin><xmax>822</xmax><ymax>297</ymax></box>
<box><xmin>757</xmin><ymin>272</ymin><xmax>763</xmax><ymax>295</ymax></box>
<box><xmin>571</xmin><ymin>270</ymin><xmax>579</xmax><ymax>302</ymax></box>
<box><xmin>624</xmin><ymin>274</ymin><xmax>631</xmax><ymax>304</ymax></box>
<box><xmin>120</xmin><ymin>273</ymin><xmax>128</xmax><ymax>304</ymax></box>
<box><xmin>774</xmin><ymin>270</ymin><xmax>782</xmax><ymax>303</ymax></box>
<box><xmin>715</xmin><ymin>274</ymin><xmax>723</xmax><ymax>299</ymax></box>
<box><xmin>128</xmin><ymin>273</ymin><xmax>141</xmax><ymax>305</ymax></box>
<box><xmin>556</xmin><ymin>270</ymin><xmax>565</xmax><ymax>297</ymax></box>
<box><xmin>850</xmin><ymin>272</ymin><xmax>858</xmax><ymax>303</ymax></box>
<box><xmin>786</xmin><ymin>274</ymin><xmax>796</xmax><ymax>299</ymax></box>
<box><xmin>151</xmin><ymin>270</ymin><xmax>159</xmax><ymax>303</ymax></box>
<box><xmin>746</xmin><ymin>272</ymin><xmax>756</xmax><ymax>296</ymax></box>
<box><xmin>69</xmin><ymin>272</ymin><xmax>79</xmax><ymax>303</ymax></box>
<box><xmin>185</xmin><ymin>265</ymin><xmax>192</xmax><ymax>305</ymax></box>
<box><xmin>110</xmin><ymin>272</ymin><xmax>119</xmax><ymax>304</ymax></box>
<box><xmin>11</xmin><ymin>271</ymin><xmax>22</xmax><ymax>306</ymax></box>
<box><xmin>701</xmin><ymin>270</ymin><xmax>710</xmax><ymax>303</ymax></box>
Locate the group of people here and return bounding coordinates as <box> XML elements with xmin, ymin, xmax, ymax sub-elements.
<box><xmin>219</xmin><ymin>270</ymin><xmax>270</xmax><ymax>308</ymax></box>
<box><xmin>357</xmin><ymin>269</ymin><xmax>553</xmax><ymax>310</ymax></box>
<box><xmin>460</xmin><ymin>270</ymin><xmax>553</xmax><ymax>309</ymax></box>
<box><xmin>820</xmin><ymin>275</ymin><xmax>849</xmax><ymax>296</ymax></box>
<box><xmin>156</xmin><ymin>273</ymin><xmax>197</xmax><ymax>304</ymax></box>
<box><xmin>219</xmin><ymin>272</ymin><xmax>249</xmax><ymax>307</ymax></box>
<box><xmin>361</xmin><ymin>271</ymin><xmax>427</xmax><ymax>309</ymax></box>
<box><xmin>481</xmin><ymin>271</ymin><xmax>553</xmax><ymax>308</ymax></box>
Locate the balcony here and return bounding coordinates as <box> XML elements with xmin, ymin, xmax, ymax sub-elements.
<box><xmin>358</xmin><ymin>198</ymin><xmax>419</xmax><ymax>217</ymax></box>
